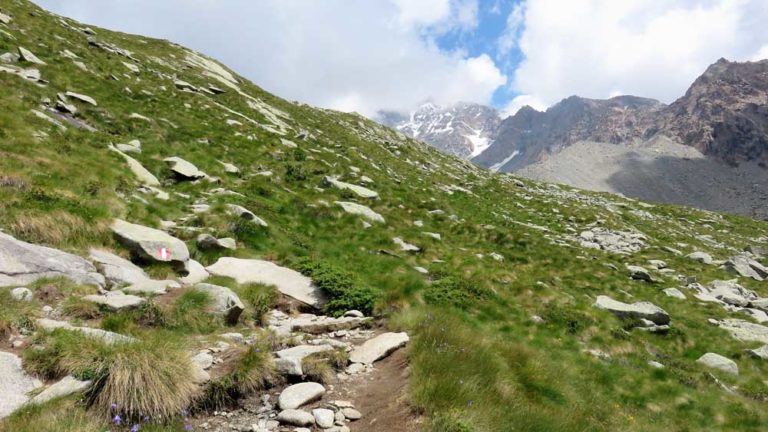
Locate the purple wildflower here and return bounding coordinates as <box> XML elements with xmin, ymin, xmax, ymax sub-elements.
<box><xmin>184</xmin><ymin>424</ymin><xmax>194</xmax><ymax>431</ymax></box>
<box><xmin>130</xmin><ymin>425</ymin><xmax>140</xmax><ymax>432</ymax></box>
<box><xmin>110</xmin><ymin>403</ymin><xmax>118</xmax><ymax>411</ymax></box>
<box><xmin>112</xmin><ymin>414</ymin><xmax>122</xmax><ymax>425</ymax></box>
<box><xmin>181</xmin><ymin>408</ymin><xmax>189</xmax><ymax>418</ymax></box>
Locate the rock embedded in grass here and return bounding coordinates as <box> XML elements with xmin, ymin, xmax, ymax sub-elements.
<box><xmin>697</xmin><ymin>353</ymin><xmax>739</xmax><ymax>375</ymax></box>
<box><xmin>193</xmin><ymin>283</ymin><xmax>245</xmax><ymax>325</ymax></box>
<box><xmin>10</xmin><ymin>287</ymin><xmax>32</xmax><ymax>302</ymax></box>
<box><xmin>0</xmin><ymin>352</ymin><xmax>42</xmax><ymax>419</ymax></box>
<box><xmin>278</xmin><ymin>382</ymin><xmax>326</xmax><ymax>409</ymax></box>
<box><xmin>163</xmin><ymin>156</ymin><xmax>207</xmax><ymax>180</ymax></box>
<box><xmin>593</xmin><ymin>295</ymin><xmax>670</xmax><ymax>325</ymax></box>
<box><xmin>275</xmin><ymin>344</ymin><xmax>335</xmax><ymax>375</ymax></box>
<box><xmin>18</xmin><ymin>46</ymin><xmax>46</xmax><ymax>65</ymax></box>
<box><xmin>0</xmin><ymin>231</ymin><xmax>105</xmax><ymax>288</ymax></box>
<box><xmin>26</xmin><ymin>375</ymin><xmax>91</xmax><ymax>406</ymax></box>
<box><xmin>82</xmin><ymin>291</ymin><xmax>145</xmax><ymax>310</ymax></box>
<box><xmin>206</xmin><ymin>257</ymin><xmax>326</xmax><ymax>308</ymax></box>
<box><xmin>722</xmin><ymin>254</ymin><xmax>768</xmax><ymax>281</ymax></box>
<box><xmin>323</xmin><ymin>176</ymin><xmax>379</xmax><ymax>199</ymax></box>
<box><xmin>89</xmin><ymin>249</ymin><xmax>150</xmax><ymax>287</ymax></box>
<box><xmin>687</xmin><ymin>251</ymin><xmax>713</xmax><ymax>264</ymax></box>
<box><xmin>335</xmin><ymin>201</ymin><xmax>385</xmax><ymax>223</ymax></box>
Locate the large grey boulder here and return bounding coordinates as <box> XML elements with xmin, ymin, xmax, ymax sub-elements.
<box><xmin>194</xmin><ymin>283</ymin><xmax>244</xmax><ymax>325</ymax></box>
<box><xmin>164</xmin><ymin>156</ymin><xmax>206</xmax><ymax>180</ymax></box>
<box><xmin>180</xmin><ymin>259</ymin><xmax>209</xmax><ymax>285</ymax></box>
<box><xmin>37</xmin><ymin>319</ymin><xmax>136</xmax><ymax>344</ymax></box>
<box><xmin>626</xmin><ymin>265</ymin><xmax>655</xmax><ymax>282</ymax></box>
<box><xmin>196</xmin><ymin>234</ymin><xmax>236</xmax><ymax>251</ymax></box>
<box><xmin>697</xmin><ymin>353</ymin><xmax>738</xmax><ymax>375</ymax></box>
<box><xmin>275</xmin><ymin>344</ymin><xmax>335</xmax><ymax>375</ymax></box>
<box><xmin>206</xmin><ymin>258</ymin><xmax>326</xmax><ymax>308</ymax></box>
<box><xmin>335</xmin><ymin>201</ymin><xmax>385</xmax><ymax>223</ymax></box>
<box><xmin>18</xmin><ymin>47</ymin><xmax>46</xmax><ymax>65</ymax></box>
<box><xmin>277</xmin><ymin>409</ymin><xmax>315</xmax><ymax>427</ymax></box>
<box><xmin>723</xmin><ymin>254</ymin><xmax>768</xmax><ymax>281</ymax></box>
<box><xmin>0</xmin><ymin>232</ymin><xmax>104</xmax><ymax>288</ymax></box>
<box><xmin>89</xmin><ymin>249</ymin><xmax>149</xmax><ymax>287</ymax></box>
<box><xmin>65</xmin><ymin>91</ymin><xmax>97</xmax><ymax>106</ymax></box>
<box><xmin>0</xmin><ymin>352</ymin><xmax>42</xmax><ymax>418</ymax></box>
<box><xmin>27</xmin><ymin>376</ymin><xmax>90</xmax><ymax>406</ymax></box>
<box><xmin>746</xmin><ymin>345</ymin><xmax>768</xmax><ymax>360</ymax></box>
<box><xmin>324</xmin><ymin>176</ymin><xmax>379</xmax><ymax>199</ymax></box>
<box><xmin>593</xmin><ymin>295</ymin><xmax>670</xmax><ymax>325</ymax></box>
<box><xmin>718</xmin><ymin>319</ymin><xmax>768</xmax><ymax>344</ymax></box>
<box><xmin>349</xmin><ymin>332</ymin><xmax>409</xmax><ymax>365</ymax></box>
<box><xmin>111</xmin><ymin>219</ymin><xmax>189</xmax><ymax>271</ymax></box>
<box><xmin>278</xmin><ymin>382</ymin><xmax>326</xmax><ymax>409</ymax></box>
<box><xmin>708</xmin><ymin>279</ymin><xmax>756</xmax><ymax>307</ymax></box>
<box><xmin>82</xmin><ymin>291</ymin><xmax>145</xmax><ymax>310</ymax></box>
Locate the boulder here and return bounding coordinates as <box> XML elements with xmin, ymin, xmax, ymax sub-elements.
<box><xmin>746</xmin><ymin>345</ymin><xmax>768</xmax><ymax>360</ymax></box>
<box><xmin>65</xmin><ymin>91</ymin><xmax>97</xmax><ymax>106</ymax></box>
<box><xmin>0</xmin><ymin>12</ymin><xmax>11</xmax><ymax>24</ymax></box>
<box><xmin>218</xmin><ymin>161</ymin><xmax>240</xmax><ymax>174</ymax></box>
<box><xmin>278</xmin><ymin>382</ymin><xmax>325</xmax><ymax>409</ymax></box>
<box><xmin>108</xmin><ymin>145</ymin><xmax>161</xmax><ymax>186</ymax></box>
<box><xmin>687</xmin><ymin>251</ymin><xmax>713</xmax><ymax>265</ymax></box>
<box><xmin>36</xmin><ymin>319</ymin><xmax>136</xmax><ymax>344</ymax></box>
<box><xmin>27</xmin><ymin>376</ymin><xmax>90</xmax><ymax>405</ymax></box>
<box><xmin>662</xmin><ymin>288</ymin><xmax>686</xmax><ymax>300</ymax></box>
<box><xmin>335</xmin><ymin>201</ymin><xmax>385</xmax><ymax>223</ymax></box>
<box><xmin>180</xmin><ymin>259</ymin><xmax>209</xmax><ymax>285</ymax></box>
<box><xmin>349</xmin><ymin>332</ymin><xmax>410</xmax><ymax>365</ymax></box>
<box><xmin>718</xmin><ymin>319</ymin><xmax>768</xmax><ymax>344</ymax></box>
<box><xmin>0</xmin><ymin>352</ymin><xmax>42</xmax><ymax>418</ymax></box>
<box><xmin>324</xmin><ymin>176</ymin><xmax>379</xmax><ymax>199</ymax></box>
<box><xmin>708</xmin><ymin>279</ymin><xmax>756</xmax><ymax>307</ymax></box>
<box><xmin>163</xmin><ymin>156</ymin><xmax>206</xmax><ymax>180</ymax></box>
<box><xmin>723</xmin><ymin>254</ymin><xmax>768</xmax><ymax>281</ymax></box>
<box><xmin>593</xmin><ymin>295</ymin><xmax>670</xmax><ymax>325</ymax></box>
<box><xmin>10</xmin><ymin>287</ymin><xmax>33</xmax><ymax>302</ymax></box>
<box><xmin>312</xmin><ymin>408</ymin><xmax>335</xmax><ymax>428</ymax></box>
<box><xmin>0</xmin><ymin>232</ymin><xmax>104</xmax><ymax>288</ymax></box>
<box><xmin>194</xmin><ymin>283</ymin><xmax>245</xmax><ymax>324</ymax></box>
<box><xmin>206</xmin><ymin>258</ymin><xmax>326</xmax><ymax>308</ymax></box>
<box><xmin>393</xmin><ymin>237</ymin><xmax>420</xmax><ymax>252</ymax></box>
<box><xmin>275</xmin><ymin>345</ymin><xmax>335</xmax><ymax>375</ymax></box>
<box><xmin>82</xmin><ymin>291</ymin><xmax>145</xmax><ymax>310</ymax></box>
<box><xmin>626</xmin><ymin>265</ymin><xmax>655</xmax><ymax>282</ymax></box>
<box><xmin>196</xmin><ymin>234</ymin><xmax>236</xmax><ymax>251</ymax></box>
<box><xmin>277</xmin><ymin>409</ymin><xmax>315</xmax><ymax>427</ymax></box>
<box><xmin>341</xmin><ymin>408</ymin><xmax>362</xmax><ymax>420</ymax></box>
<box><xmin>696</xmin><ymin>353</ymin><xmax>738</xmax><ymax>375</ymax></box>
<box><xmin>226</xmin><ymin>204</ymin><xmax>268</xmax><ymax>227</ymax></box>
<box><xmin>111</xmin><ymin>219</ymin><xmax>190</xmax><ymax>271</ymax></box>
<box><xmin>89</xmin><ymin>249</ymin><xmax>149</xmax><ymax>287</ymax></box>
<box><xmin>18</xmin><ymin>47</ymin><xmax>46</xmax><ymax>65</ymax></box>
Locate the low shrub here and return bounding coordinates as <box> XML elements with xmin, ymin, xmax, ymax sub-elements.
<box><xmin>297</xmin><ymin>258</ymin><xmax>379</xmax><ymax>316</ymax></box>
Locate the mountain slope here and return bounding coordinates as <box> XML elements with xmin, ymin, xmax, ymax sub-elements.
<box><xmin>379</xmin><ymin>102</ymin><xmax>500</xmax><ymax>158</ymax></box>
<box><xmin>2</xmin><ymin>2</ymin><xmax>768</xmax><ymax>432</ymax></box>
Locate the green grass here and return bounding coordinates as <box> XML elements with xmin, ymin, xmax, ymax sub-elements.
<box><xmin>2</xmin><ymin>0</ymin><xmax>768</xmax><ymax>429</ymax></box>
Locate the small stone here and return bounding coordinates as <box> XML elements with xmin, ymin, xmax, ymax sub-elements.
<box><xmin>10</xmin><ymin>287</ymin><xmax>33</xmax><ymax>302</ymax></box>
<box><xmin>697</xmin><ymin>352</ymin><xmax>738</xmax><ymax>375</ymax></box>
<box><xmin>341</xmin><ymin>408</ymin><xmax>361</xmax><ymax>420</ymax></box>
<box><xmin>312</xmin><ymin>408</ymin><xmax>335</xmax><ymax>428</ymax></box>
<box><xmin>276</xmin><ymin>409</ymin><xmax>315</xmax><ymax>426</ymax></box>
<box><xmin>278</xmin><ymin>382</ymin><xmax>326</xmax><ymax>409</ymax></box>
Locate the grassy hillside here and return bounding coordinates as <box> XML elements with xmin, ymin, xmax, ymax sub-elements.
<box><xmin>2</xmin><ymin>0</ymin><xmax>768</xmax><ymax>430</ymax></box>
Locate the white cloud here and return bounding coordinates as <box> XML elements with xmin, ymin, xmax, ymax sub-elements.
<box><xmin>502</xmin><ymin>0</ymin><xmax>768</xmax><ymax>114</ymax></box>
<box><xmin>500</xmin><ymin>94</ymin><xmax>546</xmax><ymax>118</ymax></box>
<box><xmin>33</xmin><ymin>0</ymin><xmax>502</xmax><ymax>116</ymax></box>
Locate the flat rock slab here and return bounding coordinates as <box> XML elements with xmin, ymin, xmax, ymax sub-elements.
<box><xmin>289</xmin><ymin>316</ymin><xmax>369</xmax><ymax>335</ymax></box>
<box><xmin>89</xmin><ymin>249</ymin><xmax>149</xmax><ymax>287</ymax></box>
<box><xmin>697</xmin><ymin>352</ymin><xmax>738</xmax><ymax>375</ymax></box>
<box><xmin>593</xmin><ymin>295</ymin><xmax>670</xmax><ymax>325</ymax></box>
<box><xmin>275</xmin><ymin>344</ymin><xmax>335</xmax><ymax>375</ymax></box>
<box><xmin>349</xmin><ymin>332</ymin><xmax>409</xmax><ymax>365</ymax></box>
<box><xmin>109</xmin><ymin>145</ymin><xmax>160</xmax><ymax>186</ymax></box>
<box><xmin>206</xmin><ymin>258</ymin><xmax>326</xmax><ymax>308</ymax></box>
<box><xmin>723</xmin><ymin>255</ymin><xmax>767</xmax><ymax>281</ymax></box>
<box><xmin>279</xmin><ymin>382</ymin><xmax>326</xmax><ymax>409</ymax></box>
<box><xmin>194</xmin><ymin>283</ymin><xmax>244</xmax><ymax>324</ymax></box>
<box><xmin>0</xmin><ymin>352</ymin><xmax>42</xmax><ymax>419</ymax></box>
<box><xmin>123</xmin><ymin>279</ymin><xmax>180</xmax><ymax>295</ymax></box>
<box><xmin>226</xmin><ymin>204</ymin><xmax>268</xmax><ymax>227</ymax></box>
<box><xmin>111</xmin><ymin>219</ymin><xmax>189</xmax><ymax>268</ymax></box>
<box><xmin>18</xmin><ymin>46</ymin><xmax>46</xmax><ymax>65</ymax></box>
<box><xmin>164</xmin><ymin>156</ymin><xmax>206</xmax><ymax>179</ymax></box>
<box><xmin>324</xmin><ymin>176</ymin><xmax>379</xmax><ymax>199</ymax></box>
<box><xmin>0</xmin><ymin>231</ymin><xmax>104</xmax><ymax>288</ymax></box>
<box><xmin>82</xmin><ymin>291</ymin><xmax>145</xmax><ymax>310</ymax></box>
<box><xmin>719</xmin><ymin>319</ymin><xmax>768</xmax><ymax>344</ymax></box>
<box><xmin>27</xmin><ymin>375</ymin><xmax>90</xmax><ymax>406</ymax></box>
<box><xmin>335</xmin><ymin>201</ymin><xmax>385</xmax><ymax>223</ymax></box>
<box><xmin>37</xmin><ymin>319</ymin><xmax>136</xmax><ymax>344</ymax></box>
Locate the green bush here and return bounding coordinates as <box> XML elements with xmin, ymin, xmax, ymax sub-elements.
<box><xmin>422</xmin><ymin>275</ymin><xmax>492</xmax><ymax>310</ymax></box>
<box><xmin>539</xmin><ymin>304</ymin><xmax>594</xmax><ymax>334</ymax></box>
<box><xmin>297</xmin><ymin>258</ymin><xmax>379</xmax><ymax>316</ymax></box>
<box><xmin>236</xmin><ymin>283</ymin><xmax>278</xmax><ymax>325</ymax></box>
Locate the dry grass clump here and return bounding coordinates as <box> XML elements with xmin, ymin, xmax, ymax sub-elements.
<box><xmin>9</xmin><ymin>210</ymin><xmax>109</xmax><ymax>247</ymax></box>
<box><xmin>302</xmin><ymin>348</ymin><xmax>349</xmax><ymax>384</ymax></box>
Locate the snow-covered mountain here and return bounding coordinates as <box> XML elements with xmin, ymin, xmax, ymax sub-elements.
<box><xmin>379</xmin><ymin>102</ymin><xmax>501</xmax><ymax>159</ymax></box>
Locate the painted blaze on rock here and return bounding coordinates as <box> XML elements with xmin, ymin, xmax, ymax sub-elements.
<box><xmin>110</xmin><ymin>219</ymin><xmax>190</xmax><ymax>272</ymax></box>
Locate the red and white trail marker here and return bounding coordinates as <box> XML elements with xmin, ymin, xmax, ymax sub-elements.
<box><xmin>158</xmin><ymin>247</ymin><xmax>170</xmax><ymax>260</ymax></box>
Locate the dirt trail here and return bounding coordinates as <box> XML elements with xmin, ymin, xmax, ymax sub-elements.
<box><xmin>332</xmin><ymin>348</ymin><xmax>422</xmax><ymax>432</ymax></box>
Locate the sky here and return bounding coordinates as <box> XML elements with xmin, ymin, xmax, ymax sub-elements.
<box><xmin>33</xmin><ymin>0</ymin><xmax>768</xmax><ymax>118</ymax></box>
